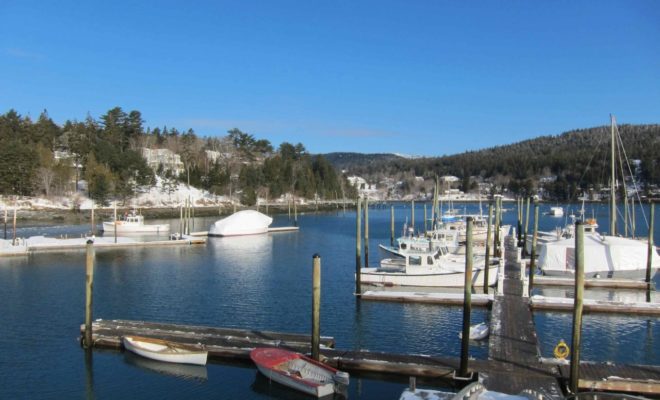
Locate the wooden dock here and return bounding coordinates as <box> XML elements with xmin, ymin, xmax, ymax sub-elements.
<box><xmin>190</xmin><ymin>226</ymin><xmax>299</xmax><ymax>237</ymax></box>
<box><xmin>535</xmin><ymin>276</ymin><xmax>651</xmax><ymax>290</ymax></box>
<box><xmin>530</xmin><ymin>295</ymin><xmax>660</xmax><ymax>315</ymax></box>
<box><xmin>361</xmin><ymin>290</ymin><xmax>493</xmax><ymax>306</ymax></box>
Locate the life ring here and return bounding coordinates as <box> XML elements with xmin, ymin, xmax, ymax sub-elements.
<box><xmin>553</xmin><ymin>339</ymin><xmax>570</xmax><ymax>359</ymax></box>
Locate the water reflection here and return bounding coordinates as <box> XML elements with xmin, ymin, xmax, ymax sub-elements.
<box><xmin>123</xmin><ymin>352</ymin><xmax>208</xmax><ymax>381</ymax></box>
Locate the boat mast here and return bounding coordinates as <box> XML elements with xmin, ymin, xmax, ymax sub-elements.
<box><xmin>610</xmin><ymin>114</ymin><xmax>616</xmax><ymax>236</ymax></box>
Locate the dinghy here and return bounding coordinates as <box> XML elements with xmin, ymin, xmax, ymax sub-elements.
<box><xmin>122</xmin><ymin>335</ymin><xmax>208</xmax><ymax>366</ymax></box>
<box><xmin>250</xmin><ymin>347</ymin><xmax>349</xmax><ymax>398</ymax></box>
<box><xmin>458</xmin><ymin>322</ymin><xmax>490</xmax><ymax>341</ymax></box>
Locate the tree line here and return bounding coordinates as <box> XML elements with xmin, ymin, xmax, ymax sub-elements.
<box><xmin>324</xmin><ymin>124</ymin><xmax>660</xmax><ymax>201</ymax></box>
<box><xmin>0</xmin><ymin>108</ymin><xmax>356</xmax><ymax>206</ymax></box>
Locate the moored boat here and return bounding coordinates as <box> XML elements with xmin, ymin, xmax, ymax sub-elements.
<box><xmin>250</xmin><ymin>347</ymin><xmax>349</xmax><ymax>398</ymax></box>
<box><xmin>458</xmin><ymin>322</ymin><xmax>490</xmax><ymax>341</ymax></box>
<box><xmin>102</xmin><ymin>210</ymin><xmax>170</xmax><ymax>234</ymax></box>
<box><xmin>122</xmin><ymin>335</ymin><xmax>208</xmax><ymax>366</ymax></box>
<box><xmin>209</xmin><ymin>210</ymin><xmax>273</xmax><ymax>237</ymax></box>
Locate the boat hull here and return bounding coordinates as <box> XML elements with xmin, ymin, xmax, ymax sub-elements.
<box><xmin>254</xmin><ymin>363</ymin><xmax>334</xmax><ymax>397</ymax></box>
<box><xmin>102</xmin><ymin>222</ymin><xmax>170</xmax><ymax>234</ymax></box>
<box><xmin>122</xmin><ymin>336</ymin><xmax>207</xmax><ymax>366</ymax></box>
<box><xmin>359</xmin><ymin>264</ymin><xmax>499</xmax><ymax>287</ymax></box>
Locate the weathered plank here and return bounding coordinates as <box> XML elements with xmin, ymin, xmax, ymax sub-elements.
<box><xmin>558</xmin><ymin>362</ymin><xmax>660</xmax><ymax>394</ymax></box>
<box><xmin>361</xmin><ymin>290</ymin><xmax>493</xmax><ymax>306</ymax></box>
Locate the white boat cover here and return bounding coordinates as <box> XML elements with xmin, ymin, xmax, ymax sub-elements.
<box><xmin>538</xmin><ymin>234</ymin><xmax>659</xmax><ymax>275</ymax></box>
<box><xmin>209</xmin><ymin>210</ymin><xmax>273</xmax><ymax>236</ymax></box>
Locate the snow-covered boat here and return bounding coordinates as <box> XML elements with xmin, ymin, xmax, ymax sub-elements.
<box><xmin>538</xmin><ymin>233</ymin><xmax>660</xmax><ymax>280</ymax></box>
<box><xmin>361</xmin><ymin>247</ymin><xmax>499</xmax><ymax>287</ymax></box>
<box><xmin>208</xmin><ymin>210</ymin><xmax>273</xmax><ymax>237</ymax></box>
<box><xmin>102</xmin><ymin>210</ymin><xmax>169</xmax><ymax>234</ymax></box>
<box><xmin>250</xmin><ymin>347</ymin><xmax>349</xmax><ymax>398</ymax></box>
<box><xmin>122</xmin><ymin>335</ymin><xmax>208</xmax><ymax>366</ymax></box>
<box><xmin>458</xmin><ymin>322</ymin><xmax>490</xmax><ymax>341</ymax></box>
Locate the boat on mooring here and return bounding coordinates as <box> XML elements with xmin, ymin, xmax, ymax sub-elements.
<box><xmin>208</xmin><ymin>210</ymin><xmax>273</xmax><ymax>237</ymax></box>
<box><xmin>102</xmin><ymin>210</ymin><xmax>170</xmax><ymax>234</ymax></box>
<box><xmin>250</xmin><ymin>347</ymin><xmax>349</xmax><ymax>398</ymax></box>
<box><xmin>122</xmin><ymin>335</ymin><xmax>208</xmax><ymax>366</ymax></box>
<box><xmin>361</xmin><ymin>246</ymin><xmax>499</xmax><ymax>287</ymax></box>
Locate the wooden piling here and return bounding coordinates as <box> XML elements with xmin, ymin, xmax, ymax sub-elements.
<box><xmin>517</xmin><ymin>197</ymin><xmax>523</xmax><ymax>247</ymax></box>
<box><xmin>459</xmin><ymin>217</ymin><xmax>474</xmax><ymax>378</ymax></box>
<box><xmin>113</xmin><ymin>203</ymin><xmax>117</xmax><ymax>243</ymax></box>
<box><xmin>355</xmin><ymin>197</ymin><xmax>362</xmax><ymax>296</ymax></box>
<box><xmin>528</xmin><ymin>199</ymin><xmax>539</xmax><ymax>297</ymax></box>
<box><xmin>390</xmin><ymin>206</ymin><xmax>395</xmax><ymax>247</ymax></box>
<box><xmin>180</xmin><ymin>204</ymin><xmax>183</xmax><ymax>235</ymax></box>
<box><xmin>411</xmin><ymin>200</ymin><xmax>415</xmax><ymax>232</ymax></box>
<box><xmin>3</xmin><ymin>206</ymin><xmax>7</xmax><ymax>240</ymax></box>
<box><xmin>647</xmin><ymin>201</ymin><xmax>655</xmax><ymax>302</ymax></box>
<box><xmin>84</xmin><ymin>240</ymin><xmax>95</xmax><ymax>348</ymax></box>
<box><xmin>364</xmin><ymin>197</ymin><xmax>369</xmax><ymax>268</ymax></box>
<box><xmin>494</xmin><ymin>195</ymin><xmax>501</xmax><ymax>258</ymax></box>
<box><xmin>570</xmin><ymin>221</ymin><xmax>585</xmax><ymax>395</ymax></box>
<box><xmin>91</xmin><ymin>203</ymin><xmax>95</xmax><ymax>236</ymax></box>
<box><xmin>12</xmin><ymin>206</ymin><xmax>17</xmax><ymax>246</ymax></box>
<box><xmin>523</xmin><ymin>196</ymin><xmax>531</xmax><ymax>257</ymax></box>
<box><xmin>311</xmin><ymin>253</ymin><xmax>321</xmax><ymax>361</ymax></box>
<box><xmin>484</xmin><ymin>202</ymin><xmax>493</xmax><ymax>294</ymax></box>
<box><xmin>294</xmin><ymin>198</ymin><xmax>298</xmax><ymax>226</ymax></box>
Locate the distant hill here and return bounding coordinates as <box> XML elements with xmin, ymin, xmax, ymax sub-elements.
<box><xmin>321</xmin><ymin>124</ymin><xmax>660</xmax><ymax>200</ymax></box>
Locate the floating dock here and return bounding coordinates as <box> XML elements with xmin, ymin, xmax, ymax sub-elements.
<box><xmin>0</xmin><ymin>235</ymin><xmax>205</xmax><ymax>256</ymax></box>
<box><xmin>361</xmin><ymin>290</ymin><xmax>493</xmax><ymax>306</ymax></box>
<box><xmin>190</xmin><ymin>226</ymin><xmax>299</xmax><ymax>237</ymax></box>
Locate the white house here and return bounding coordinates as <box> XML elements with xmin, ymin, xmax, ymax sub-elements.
<box><xmin>142</xmin><ymin>148</ymin><xmax>185</xmax><ymax>176</ymax></box>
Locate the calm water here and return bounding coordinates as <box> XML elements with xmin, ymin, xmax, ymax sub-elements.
<box><xmin>0</xmin><ymin>202</ymin><xmax>658</xmax><ymax>399</ymax></box>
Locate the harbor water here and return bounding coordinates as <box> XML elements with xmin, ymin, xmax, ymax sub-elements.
<box><xmin>0</xmin><ymin>202</ymin><xmax>658</xmax><ymax>399</ymax></box>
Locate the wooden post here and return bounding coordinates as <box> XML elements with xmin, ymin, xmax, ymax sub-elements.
<box><xmin>494</xmin><ymin>196</ymin><xmax>501</xmax><ymax>258</ymax></box>
<box><xmin>191</xmin><ymin>199</ymin><xmax>195</xmax><ymax>231</ymax></box>
<box><xmin>364</xmin><ymin>197</ymin><xmax>369</xmax><ymax>268</ymax></box>
<box><xmin>529</xmin><ymin>199</ymin><xmax>539</xmax><ymax>296</ymax></box>
<box><xmin>355</xmin><ymin>197</ymin><xmax>362</xmax><ymax>296</ymax></box>
<box><xmin>523</xmin><ymin>196</ymin><xmax>531</xmax><ymax>257</ymax></box>
<box><xmin>294</xmin><ymin>198</ymin><xmax>298</xmax><ymax>226</ymax></box>
<box><xmin>91</xmin><ymin>202</ymin><xmax>95</xmax><ymax>236</ymax></box>
<box><xmin>517</xmin><ymin>197</ymin><xmax>523</xmax><ymax>247</ymax></box>
<box><xmin>288</xmin><ymin>195</ymin><xmax>291</xmax><ymax>219</ymax></box>
<box><xmin>83</xmin><ymin>240</ymin><xmax>95</xmax><ymax>348</ymax></box>
<box><xmin>12</xmin><ymin>205</ymin><xmax>17</xmax><ymax>246</ymax></box>
<box><xmin>570</xmin><ymin>221</ymin><xmax>585</xmax><ymax>394</ymax></box>
<box><xmin>647</xmin><ymin>201</ymin><xmax>655</xmax><ymax>303</ymax></box>
<box><xmin>484</xmin><ymin>202</ymin><xmax>493</xmax><ymax>294</ymax></box>
<box><xmin>4</xmin><ymin>206</ymin><xmax>7</xmax><ymax>240</ymax></box>
<box><xmin>390</xmin><ymin>206</ymin><xmax>395</xmax><ymax>247</ymax></box>
<box><xmin>112</xmin><ymin>203</ymin><xmax>117</xmax><ymax>243</ymax></box>
<box><xmin>459</xmin><ymin>217</ymin><xmax>474</xmax><ymax>378</ymax></box>
<box><xmin>424</xmin><ymin>204</ymin><xmax>428</xmax><ymax>232</ymax></box>
<box><xmin>311</xmin><ymin>253</ymin><xmax>321</xmax><ymax>361</ymax></box>
<box><xmin>411</xmin><ymin>200</ymin><xmax>415</xmax><ymax>232</ymax></box>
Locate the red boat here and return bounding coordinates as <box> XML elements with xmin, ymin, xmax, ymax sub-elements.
<box><xmin>250</xmin><ymin>348</ymin><xmax>349</xmax><ymax>397</ymax></box>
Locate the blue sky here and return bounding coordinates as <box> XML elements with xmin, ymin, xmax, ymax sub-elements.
<box><xmin>1</xmin><ymin>1</ymin><xmax>659</xmax><ymax>156</ymax></box>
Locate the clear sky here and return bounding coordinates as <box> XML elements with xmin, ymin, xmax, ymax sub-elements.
<box><xmin>1</xmin><ymin>1</ymin><xmax>659</xmax><ymax>156</ymax></box>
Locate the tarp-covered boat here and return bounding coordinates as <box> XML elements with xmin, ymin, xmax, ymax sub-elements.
<box><xmin>208</xmin><ymin>210</ymin><xmax>273</xmax><ymax>237</ymax></box>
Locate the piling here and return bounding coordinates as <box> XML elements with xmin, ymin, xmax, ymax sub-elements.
<box><xmin>355</xmin><ymin>197</ymin><xmax>362</xmax><ymax>296</ymax></box>
<box><xmin>364</xmin><ymin>197</ymin><xmax>369</xmax><ymax>268</ymax></box>
<box><xmin>484</xmin><ymin>202</ymin><xmax>493</xmax><ymax>294</ymax></box>
<box><xmin>459</xmin><ymin>217</ymin><xmax>474</xmax><ymax>378</ymax></box>
<box><xmin>311</xmin><ymin>254</ymin><xmax>321</xmax><ymax>361</ymax></box>
<box><xmin>91</xmin><ymin>203</ymin><xmax>95</xmax><ymax>236</ymax></box>
<box><xmin>180</xmin><ymin>204</ymin><xmax>183</xmax><ymax>235</ymax></box>
<box><xmin>517</xmin><ymin>197</ymin><xmax>522</xmax><ymax>247</ymax></box>
<box><xmin>523</xmin><ymin>196</ymin><xmax>531</xmax><ymax>257</ymax></box>
<box><xmin>390</xmin><ymin>206</ymin><xmax>395</xmax><ymax>247</ymax></box>
<box><xmin>4</xmin><ymin>207</ymin><xmax>6</xmax><ymax>240</ymax></box>
<box><xmin>528</xmin><ymin>199</ymin><xmax>539</xmax><ymax>297</ymax></box>
<box><xmin>83</xmin><ymin>240</ymin><xmax>95</xmax><ymax>348</ymax></box>
<box><xmin>570</xmin><ymin>222</ymin><xmax>585</xmax><ymax>395</ymax></box>
<box><xmin>424</xmin><ymin>204</ymin><xmax>428</xmax><ymax>232</ymax></box>
<box><xmin>113</xmin><ymin>203</ymin><xmax>117</xmax><ymax>243</ymax></box>
<box><xmin>12</xmin><ymin>206</ymin><xmax>17</xmax><ymax>245</ymax></box>
<box><xmin>411</xmin><ymin>200</ymin><xmax>415</xmax><ymax>232</ymax></box>
<box><xmin>647</xmin><ymin>201</ymin><xmax>655</xmax><ymax>302</ymax></box>
<box><xmin>494</xmin><ymin>196</ymin><xmax>501</xmax><ymax>258</ymax></box>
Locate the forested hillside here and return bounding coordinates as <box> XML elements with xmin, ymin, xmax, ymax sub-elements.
<box><xmin>0</xmin><ymin>108</ymin><xmax>356</xmax><ymax>205</ymax></box>
<box><xmin>324</xmin><ymin>125</ymin><xmax>660</xmax><ymax>200</ymax></box>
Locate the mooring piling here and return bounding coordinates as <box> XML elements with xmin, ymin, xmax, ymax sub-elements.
<box><xmin>311</xmin><ymin>253</ymin><xmax>321</xmax><ymax>361</ymax></box>
<box><xmin>647</xmin><ymin>201</ymin><xmax>655</xmax><ymax>302</ymax></box>
<box><xmin>484</xmin><ymin>202</ymin><xmax>493</xmax><ymax>294</ymax></box>
<box><xmin>390</xmin><ymin>206</ymin><xmax>395</xmax><ymax>247</ymax></box>
<box><xmin>83</xmin><ymin>240</ymin><xmax>95</xmax><ymax>348</ymax></box>
<box><xmin>355</xmin><ymin>197</ymin><xmax>362</xmax><ymax>297</ymax></box>
<box><xmin>459</xmin><ymin>217</ymin><xmax>474</xmax><ymax>378</ymax></box>
<box><xmin>528</xmin><ymin>198</ymin><xmax>539</xmax><ymax>297</ymax></box>
<box><xmin>570</xmin><ymin>221</ymin><xmax>585</xmax><ymax>395</ymax></box>
<box><xmin>364</xmin><ymin>197</ymin><xmax>369</xmax><ymax>268</ymax></box>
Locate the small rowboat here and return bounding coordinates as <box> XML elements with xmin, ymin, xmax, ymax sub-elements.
<box><xmin>458</xmin><ymin>322</ymin><xmax>490</xmax><ymax>341</ymax></box>
<box><xmin>250</xmin><ymin>348</ymin><xmax>349</xmax><ymax>398</ymax></box>
<box><xmin>122</xmin><ymin>335</ymin><xmax>208</xmax><ymax>366</ymax></box>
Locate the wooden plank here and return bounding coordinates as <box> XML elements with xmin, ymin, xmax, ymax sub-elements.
<box><xmin>559</xmin><ymin>362</ymin><xmax>660</xmax><ymax>395</ymax></box>
<box><xmin>530</xmin><ymin>295</ymin><xmax>660</xmax><ymax>316</ymax></box>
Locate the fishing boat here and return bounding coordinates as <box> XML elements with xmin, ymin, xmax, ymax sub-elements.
<box><xmin>122</xmin><ymin>335</ymin><xmax>208</xmax><ymax>366</ymax></box>
<box><xmin>361</xmin><ymin>247</ymin><xmax>499</xmax><ymax>287</ymax></box>
<box><xmin>250</xmin><ymin>347</ymin><xmax>349</xmax><ymax>398</ymax></box>
<box><xmin>458</xmin><ymin>322</ymin><xmax>490</xmax><ymax>341</ymax></box>
<box><xmin>102</xmin><ymin>210</ymin><xmax>170</xmax><ymax>234</ymax></box>
<box><xmin>208</xmin><ymin>210</ymin><xmax>273</xmax><ymax>237</ymax></box>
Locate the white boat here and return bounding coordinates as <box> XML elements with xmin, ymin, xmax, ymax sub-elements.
<box><xmin>102</xmin><ymin>210</ymin><xmax>169</xmax><ymax>234</ymax></box>
<box><xmin>208</xmin><ymin>210</ymin><xmax>273</xmax><ymax>237</ymax></box>
<box><xmin>122</xmin><ymin>335</ymin><xmax>208</xmax><ymax>366</ymax></box>
<box><xmin>250</xmin><ymin>347</ymin><xmax>349</xmax><ymax>398</ymax></box>
<box><xmin>399</xmin><ymin>381</ymin><xmax>541</xmax><ymax>400</ymax></box>
<box><xmin>548</xmin><ymin>206</ymin><xmax>564</xmax><ymax>217</ymax></box>
<box><xmin>458</xmin><ymin>322</ymin><xmax>490</xmax><ymax>341</ymax></box>
<box><xmin>538</xmin><ymin>233</ymin><xmax>660</xmax><ymax>280</ymax></box>
<box><xmin>361</xmin><ymin>247</ymin><xmax>499</xmax><ymax>287</ymax></box>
